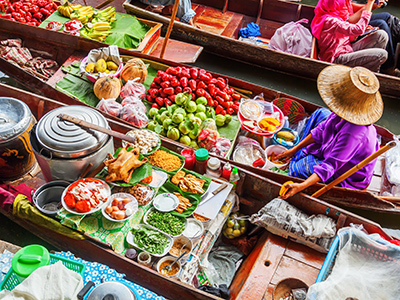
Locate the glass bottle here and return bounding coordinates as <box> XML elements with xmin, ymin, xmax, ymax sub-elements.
<box><xmin>194</xmin><ymin>148</ymin><xmax>209</xmax><ymax>175</ymax></box>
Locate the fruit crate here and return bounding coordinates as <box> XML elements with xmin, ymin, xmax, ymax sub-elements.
<box><xmin>0</xmin><ymin>253</ymin><xmax>86</xmax><ymax>291</ymax></box>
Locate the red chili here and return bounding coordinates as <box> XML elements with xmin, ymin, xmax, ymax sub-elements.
<box><xmin>188</xmin><ymin>79</ymin><xmax>196</xmax><ymax>91</ymax></box>
<box><xmin>160</xmin><ymin>81</ymin><xmax>170</xmax><ymax>89</ymax></box>
<box><xmin>196</xmin><ymin>88</ymin><xmax>205</xmax><ymax>97</ymax></box>
<box><xmin>207</xmin><ymin>84</ymin><xmax>217</xmax><ymax>96</ymax></box>
<box><xmin>215</xmin><ymin>105</ymin><xmax>224</xmax><ymax>114</ymax></box>
<box><xmin>232</xmin><ymin>93</ymin><xmax>241</xmax><ymax>101</ymax></box>
<box><xmin>1</xmin><ymin>13</ymin><xmax>12</xmax><ymax>19</ymax></box>
<box><xmin>207</xmin><ymin>98</ymin><xmax>214</xmax><ymax>106</ymax></box>
<box><xmin>216</xmin><ymin>95</ymin><xmax>225</xmax><ymax>103</ymax></box>
<box><xmin>226</xmin><ymin>88</ymin><xmax>235</xmax><ymax>95</ymax></box>
<box><xmin>32</xmin><ymin>11</ymin><xmax>42</xmax><ymax>19</ymax></box>
<box><xmin>189</xmin><ymin>67</ymin><xmax>198</xmax><ymax>79</ymax></box>
<box><xmin>163</xmin><ymin>87</ymin><xmax>175</xmax><ymax>95</ymax></box>
<box><xmin>180</xmin><ymin>77</ymin><xmax>188</xmax><ymax>88</ymax></box>
<box><xmin>216</xmin><ymin>80</ymin><xmax>226</xmax><ymax>90</ymax></box>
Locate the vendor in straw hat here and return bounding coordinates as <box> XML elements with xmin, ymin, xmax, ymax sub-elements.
<box><xmin>277</xmin><ymin>65</ymin><xmax>383</xmax><ymax>199</ymax></box>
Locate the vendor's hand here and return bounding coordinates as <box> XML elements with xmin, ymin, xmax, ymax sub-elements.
<box><xmin>276</xmin><ymin>148</ymin><xmax>296</xmax><ymax>162</ymax></box>
<box><xmin>279</xmin><ymin>182</ymin><xmax>305</xmax><ymax>199</ymax></box>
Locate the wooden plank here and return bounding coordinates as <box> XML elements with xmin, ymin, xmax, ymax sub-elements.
<box><xmin>221</xmin><ymin>12</ymin><xmax>243</xmax><ymax>38</ymax></box>
<box><xmin>262</xmin><ymin>285</ymin><xmax>275</xmax><ymax>300</ymax></box>
<box><xmin>195</xmin><ymin>15</ymin><xmax>228</xmax><ymax>34</ymax></box>
<box><xmin>200</xmin><ymin>5</ymin><xmax>234</xmax><ymax>21</ymax></box>
<box><xmin>284</xmin><ymin>241</ymin><xmax>326</xmax><ymax>270</ymax></box>
<box><xmin>149</xmin><ymin>38</ymin><xmax>203</xmax><ymax>64</ymax></box>
<box><xmin>193</xmin><ymin>5</ymin><xmax>206</xmax><ymax>24</ymax></box>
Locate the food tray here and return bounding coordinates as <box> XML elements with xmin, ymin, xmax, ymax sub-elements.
<box><xmin>315</xmin><ymin>229</ymin><xmax>400</xmax><ymax>283</ymax></box>
<box><xmin>145</xmin><ymin>146</ymin><xmax>185</xmax><ymax>175</ymax></box>
<box><xmin>0</xmin><ymin>253</ymin><xmax>86</xmax><ymax>291</ymax></box>
<box><xmin>143</xmin><ymin>207</ymin><xmax>187</xmax><ymax>237</ymax></box>
<box><xmin>126</xmin><ymin>224</ymin><xmax>173</xmax><ymax>257</ymax></box>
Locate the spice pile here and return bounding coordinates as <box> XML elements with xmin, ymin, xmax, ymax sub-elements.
<box><xmin>148</xmin><ymin>150</ymin><xmax>182</xmax><ymax>172</ymax></box>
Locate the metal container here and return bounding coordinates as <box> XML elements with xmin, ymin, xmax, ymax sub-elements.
<box><xmin>32</xmin><ymin>180</ymin><xmax>70</xmax><ymax>217</ymax></box>
<box><xmin>30</xmin><ymin>105</ymin><xmax>113</xmax><ymax>182</ymax></box>
<box><xmin>0</xmin><ymin>97</ymin><xmax>36</xmax><ymax>180</ymax></box>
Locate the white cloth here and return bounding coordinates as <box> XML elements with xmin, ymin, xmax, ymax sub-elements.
<box><xmin>0</xmin><ymin>261</ymin><xmax>83</xmax><ymax>300</ymax></box>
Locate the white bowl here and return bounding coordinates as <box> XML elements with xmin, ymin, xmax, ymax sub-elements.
<box><xmin>102</xmin><ymin>193</ymin><xmax>138</xmax><ymax>222</ymax></box>
<box><xmin>156</xmin><ymin>255</ymin><xmax>182</xmax><ymax>278</ymax></box>
<box><xmin>61</xmin><ymin>178</ymin><xmax>110</xmax><ymax>215</ymax></box>
<box><xmin>182</xmin><ymin>218</ymin><xmax>204</xmax><ymax>239</ymax></box>
<box><xmin>264</xmin><ymin>145</ymin><xmax>289</xmax><ymax>170</ymax></box>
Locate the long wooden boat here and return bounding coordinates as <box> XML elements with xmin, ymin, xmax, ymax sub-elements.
<box><xmin>0</xmin><ymin>17</ymin><xmax>397</xmax><ymax>215</ymax></box>
<box><xmin>122</xmin><ymin>0</ymin><xmax>400</xmax><ymax>98</ymax></box>
<box><xmin>0</xmin><ymin>83</ymin><xmax>395</xmax><ymax>300</ymax></box>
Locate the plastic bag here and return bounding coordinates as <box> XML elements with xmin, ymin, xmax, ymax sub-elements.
<box><xmin>209</xmin><ymin>137</ymin><xmax>231</xmax><ymax>158</ymax></box>
<box><xmin>385</xmin><ymin>137</ymin><xmax>400</xmax><ymax>185</ymax></box>
<box><xmin>222</xmin><ymin>212</ymin><xmax>248</xmax><ymax>239</ymax></box>
<box><xmin>268</xmin><ymin>19</ymin><xmax>312</xmax><ymax>57</ymax></box>
<box><xmin>120</xmin><ymin>79</ymin><xmax>146</xmax><ymax>100</ymax></box>
<box><xmin>198</xmin><ymin>119</ymin><xmax>220</xmax><ymax>150</ymax></box>
<box><xmin>121</xmin><ymin>104</ymin><xmax>149</xmax><ymax>128</ymax></box>
<box><xmin>121</xmin><ymin>96</ymin><xmax>147</xmax><ymax>113</ymax></box>
<box><xmin>232</xmin><ymin>136</ymin><xmax>265</xmax><ymax>166</ymax></box>
<box><xmin>96</xmin><ymin>99</ymin><xmax>122</xmax><ymax>117</ymax></box>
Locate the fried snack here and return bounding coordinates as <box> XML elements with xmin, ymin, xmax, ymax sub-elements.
<box><xmin>173</xmin><ymin>192</ymin><xmax>192</xmax><ymax>213</ymax></box>
<box><xmin>171</xmin><ymin>171</ymin><xmax>206</xmax><ymax>194</ymax></box>
<box><xmin>104</xmin><ymin>147</ymin><xmax>147</xmax><ymax>183</ymax></box>
<box><xmin>171</xmin><ymin>171</ymin><xmax>185</xmax><ymax>185</ymax></box>
<box><xmin>149</xmin><ymin>150</ymin><xmax>182</xmax><ymax>172</ymax></box>
<box><xmin>193</xmin><ymin>213</ymin><xmax>210</xmax><ymax>222</ymax></box>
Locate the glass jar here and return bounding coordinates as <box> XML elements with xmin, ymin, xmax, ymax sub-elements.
<box><xmin>181</xmin><ymin>148</ymin><xmax>195</xmax><ymax>170</ymax></box>
<box><xmin>206</xmin><ymin>157</ymin><xmax>221</xmax><ymax>178</ymax></box>
<box><xmin>194</xmin><ymin>148</ymin><xmax>209</xmax><ymax>175</ymax></box>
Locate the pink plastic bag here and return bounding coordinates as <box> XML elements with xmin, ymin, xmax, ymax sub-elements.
<box><xmin>121</xmin><ymin>104</ymin><xmax>149</xmax><ymax>128</ymax></box>
<box><xmin>209</xmin><ymin>137</ymin><xmax>231</xmax><ymax>158</ymax></box>
<box><xmin>96</xmin><ymin>99</ymin><xmax>122</xmax><ymax>117</ymax></box>
<box><xmin>268</xmin><ymin>19</ymin><xmax>312</xmax><ymax>57</ymax></box>
<box><xmin>120</xmin><ymin>79</ymin><xmax>146</xmax><ymax>100</ymax></box>
<box><xmin>121</xmin><ymin>96</ymin><xmax>147</xmax><ymax>113</ymax></box>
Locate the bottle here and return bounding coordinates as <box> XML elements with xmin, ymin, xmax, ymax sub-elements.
<box><xmin>181</xmin><ymin>148</ymin><xmax>195</xmax><ymax>170</ymax></box>
<box><xmin>230</xmin><ymin>167</ymin><xmax>240</xmax><ymax>188</ymax></box>
<box><xmin>206</xmin><ymin>157</ymin><xmax>222</xmax><ymax>178</ymax></box>
<box><xmin>221</xmin><ymin>162</ymin><xmax>232</xmax><ymax>181</ymax></box>
<box><xmin>194</xmin><ymin>148</ymin><xmax>209</xmax><ymax>175</ymax></box>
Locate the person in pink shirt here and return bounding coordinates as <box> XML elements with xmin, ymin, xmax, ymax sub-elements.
<box><xmin>311</xmin><ymin>0</ymin><xmax>388</xmax><ymax>72</ymax></box>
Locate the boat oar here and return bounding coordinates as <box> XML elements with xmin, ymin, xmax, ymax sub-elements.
<box><xmin>160</xmin><ymin>0</ymin><xmax>180</xmax><ymax>59</ymax></box>
<box><xmin>311</xmin><ymin>140</ymin><xmax>397</xmax><ymax>198</ymax></box>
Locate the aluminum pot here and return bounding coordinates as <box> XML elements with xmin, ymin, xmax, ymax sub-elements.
<box><xmin>30</xmin><ymin>106</ymin><xmax>113</xmax><ymax>182</ymax></box>
<box><xmin>32</xmin><ymin>180</ymin><xmax>70</xmax><ymax>216</ymax></box>
<box><xmin>0</xmin><ymin>97</ymin><xmax>36</xmax><ymax>180</ymax></box>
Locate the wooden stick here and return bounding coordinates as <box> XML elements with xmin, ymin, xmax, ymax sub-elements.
<box><xmin>311</xmin><ymin>141</ymin><xmax>397</xmax><ymax>198</ymax></box>
<box><xmin>95</xmin><ymin>0</ymin><xmax>114</xmax><ymax>10</ymax></box>
<box><xmin>160</xmin><ymin>0</ymin><xmax>180</xmax><ymax>59</ymax></box>
<box><xmin>378</xmin><ymin>196</ymin><xmax>400</xmax><ymax>203</ymax></box>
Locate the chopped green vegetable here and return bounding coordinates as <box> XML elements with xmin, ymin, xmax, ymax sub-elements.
<box><xmin>147</xmin><ymin>210</ymin><xmax>186</xmax><ymax>236</ymax></box>
<box><xmin>132</xmin><ymin>227</ymin><xmax>169</xmax><ymax>255</ymax></box>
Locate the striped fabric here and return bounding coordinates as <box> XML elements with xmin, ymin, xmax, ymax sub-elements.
<box><xmin>289</xmin><ymin>150</ymin><xmax>322</xmax><ymax>179</ymax></box>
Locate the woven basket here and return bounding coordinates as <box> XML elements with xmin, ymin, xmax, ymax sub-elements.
<box><xmin>272</xmin><ymin>98</ymin><xmax>308</xmax><ymax>124</ymax></box>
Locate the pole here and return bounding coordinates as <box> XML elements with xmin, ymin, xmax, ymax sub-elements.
<box><xmin>160</xmin><ymin>0</ymin><xmax>180</xmax><ymax>59</ymax></box>
<box><xmin>311</xmin><ymin>140</ymin><xmax>397</xmax><ymax>198</ymax></box>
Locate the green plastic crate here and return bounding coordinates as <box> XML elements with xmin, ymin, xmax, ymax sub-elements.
<box><xmin>0</xmin><ymin>253</ymin><xmax>86</xmax><ymax>291</ymax></box>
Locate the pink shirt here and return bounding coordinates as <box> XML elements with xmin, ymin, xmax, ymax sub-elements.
<box><xmin>318</xmin><ymin>10</ymin><xmax>371</xmax><ymax>63</ymax></box>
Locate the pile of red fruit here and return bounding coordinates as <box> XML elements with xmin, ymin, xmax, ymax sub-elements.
<box><xmin>146</xmin><ymin>66</ymin><xmax>241</xmax><ymax>115</ymax></box>
<box><xmin>0</xmin><ymin>0</ymin><xmax>57</xmax><ymax>26</ymax></box>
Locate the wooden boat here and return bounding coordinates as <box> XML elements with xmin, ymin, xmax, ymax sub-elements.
<box><xmin>0</xmin><ymin>82</ymin><xmax>396</xmax><ymax>300</ymax></box>
<box><xmin>0</xmin><ymin>17</ymin><xmax>397</xmax><ymax>215</ymax></box>
<box><xmin>122</xmin><ymin>0</ymin><xmax>400</xmax><ymax>98</ymax></box>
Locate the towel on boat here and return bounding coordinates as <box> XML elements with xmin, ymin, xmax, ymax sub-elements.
<box><xmin>239</xmin><ymin>22</ymin><xmax>261</xmax><ymax>38</ymax></box>
<box><xmin>0</xmin><ymin>261</ymin><xmax>83</xmax><ymax>300</ymax></box>
<box><xmin>0</xmin><ymin>183</ymin><xmax>34</xmax><ymax>213</ymax></box>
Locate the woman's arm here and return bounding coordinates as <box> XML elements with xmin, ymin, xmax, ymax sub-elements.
<box><xmin>280</xmin><ymin>173</ymin><xmax>321</xmax><ymax>199</ymax></box>
<box><xmin>349</xmin><ymin>0</ymin><xmax>380</xmax><ymax>23</ymax></box>
<box><xmin>276</xmin><ymin>134</ymin><xmax>315</xmax><ymax>161</ymax></box>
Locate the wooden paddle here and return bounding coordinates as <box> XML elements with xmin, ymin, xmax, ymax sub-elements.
<box><xmin>160</xmin><ymin>0</ymin><xmax>180</xmax><ymax>59</ymax></box>
<box><xmin>311</xmin><ymin>140</ymin><xmax>397</xmax><ymax>198</ymax></box>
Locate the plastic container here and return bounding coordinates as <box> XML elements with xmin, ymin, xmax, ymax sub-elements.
<box><xmin>182</xmin><ymin>218</ymin><xmax>204</xmax><ymax>239</ymax></box>
<box><xmin>230</xmin><ymin>167</ymin><xmax>240</xmax><ymax>188</ymax></box>
<box><xmin>102</xmin><ymin>193</ymin><xmax>138</xmax><ymax>222</ymax></box>
<box><xmin>206</xmin><ymin>157</ymin><xmax>221</xmax><ymax>178</ymax></box>
<box><xmin>264</xmin><ymin>145</ymin><xmax>289</xmax><ymax>170</ymax></box>
<box><xmin>194</xmin><ymin>148</ymin><xmax>209</xmax><ymax>175</ymax></box>
<box><xmin>221</xmin><ymin>162</ymin><xmax>232</xmax><ymax>181</ymax></box>
<box><xmin>156</xmin><ymin>256</ymin><xmax>182</xmax><ymax>278</ymax></box>
<box><xmin>181</xmin><ymin>148</ymin><xmax>195</xmax><ymax>170</ymax></box>
<box><xmin>32</xmin><ymin>180</ymin><xmax>69</xmax><ymax>217</ymax></box>
<box><xmin>11</xmin><ymin>245</ymin><xmax>50</xmax><ymax>280</ymax></box>
<box><xmin>169</xmin><ymin>236</ymin><xmax>192</xmax><ymax>260</ymax></box>
<box><xmin>272</xmin><ymin>127</ymin><xmax>299</xmax><ymax>149</ymax></box>
<box><xmin>137</xmin><ymin>251</ymin><xmax>152</xmax><ymax>267</ymax></box>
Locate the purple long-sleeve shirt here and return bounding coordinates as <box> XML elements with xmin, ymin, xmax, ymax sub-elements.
<box><xmin>304</xmin><ymin>112</ymin><xmax>379</xmax><ymax>189</ymax></box>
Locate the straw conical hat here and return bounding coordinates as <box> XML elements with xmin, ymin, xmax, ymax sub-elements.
<box><xmin>317</xmin><ymin>65</ymin><xmax>383</xmax><ymax>125</ymax></box>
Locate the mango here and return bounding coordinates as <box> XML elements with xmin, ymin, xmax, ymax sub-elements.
<box><xmin>85</xmin><ymin>62</ymin><xmax>95</xmax><ymax>73</ymax></box>
<box><xmin>96</xmin><ymin>59</ymin><xmax>107</xmax><ymax>73</ymax></box>
<box><xmin>276</xmin><ymin>130</ymin><xmax>295</xmax><ymax>142</ymax></box>
<box><xmin>106</xmin><ymin>61</ymin><xmax>118</xmax><ymax>71</ymax></box>
<box><xmin>279</xmin><ymin>181</ymin><xmax>294</xmax><ymax>197</ymax></box>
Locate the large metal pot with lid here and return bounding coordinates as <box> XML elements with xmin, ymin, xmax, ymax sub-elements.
<box><xmin>78</xmin><ymin>281</ymin><xmax>138</xmax><ymax>300</ymax></box>
<box><xmin>0</xmin><ymin>97</ymin><xmax>36</xmax><ymax>180</ymax></box>
<box><xmin>30</xmin><ymin>105</ymin><xmax>113</xmax><ymax>182</ymax></box>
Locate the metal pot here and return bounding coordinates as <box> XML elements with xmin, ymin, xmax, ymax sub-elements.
<box><xmin>78</xmin><ymin>281</ymin><xmax>137</xmax><ymax>300</ymax></box>
<box><xmin>0</xmin><ymin>97</ymin><xmax>36</xmax><ymax>180</ymax></box>
<box><xmin>30</xmin><ymin>105</ymin><xmax>113</xmax><ymax>182</ymax></box>
<box><xmin>32</xmin><ymin>180</ymin><xmax>70</xmax><ymax>216</ymax></box>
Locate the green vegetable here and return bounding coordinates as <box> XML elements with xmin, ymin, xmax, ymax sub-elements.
<box><xmin>167</xmin><ymin>127</ymin><xmax>180</xmax><ymax>141</ymax></box>
<box><xmin>175</xmin><ymin>92</ymin><xmax>191</xmax><ymax>106</ymax></box>
<box><xmin>149</xmin><ymin>107</ymin><xmax>159</xmax><ymax>118</ymax></box>
<box><xmin>225</xmin><ymin>114</ymin><xmax>232</xmax><ymax>124</ymax></box>
<box><xmin>147</xmin><ymin>120</ymin><xmax>158</xmax><ymax>131</ymax></box>
<box><xmin>186</xmin><ymin>113</ymin><xmax>195</xmax><ymax>122</ymax></box>
<box><xmin>159</xmin><ymin>107</ymin><xmax>167</xmax><ymax>114</ymax></box>
<box><xmin>146</xmin><ymin>210</ymin><xmax>186</xmax><ymax>236</ymax></box>
<box><xmin>169</xmin><ymin>104</ymin><xmax>178</xmax><ymax>114</ymax></box>
<box><xmin>196</xmin><ymin>96</ymin><xmax>207</xmax><ymax>106</ymax></box>
<box><xmin>189</xmin><ymin>141</ymin><xmax>198</xmax><ymax>148</ymax></box>
<box><xmin>132</xmin><ymin>226</ymin><xmax>169</xmax><ymax>255</ymax></box>
<box><xmin>216</xmin><ymin>114</ymin><xmax>226</xmax><ymax>127</ymax></box>
<box><xmin>185</xmin><ymin>101</ymin><xmax>197</xmax><ymax>113</ymax></box>
<box><xmin>178</xmin><ymin>120</ymin><xmax>191</xmax><ymax>135</ymax></box>
<box><xmin>205</xmin><ymin>107</ymin><xmax>215</xmax><ymax>119</ymax></box>
<box><xmin>180</xmin><ymin>135</ymin><xmax>191</xmax><ymax>146</ymax></box>
<box><xmin>196</xmin><ymin>104</ymin><xmax>206</xmax><ymax>113</ymax></box>
<box><xmin>154</xmin><ymin>114</ymin><xmax>162</xmax><ymax>124</ymax></box>
<box><xmin>160</xmin><ymin>111</ymin><xmax>171</xmax><ymax>123</ymax></box>
<box><xmin>163</xmin><ymin>118</ymin><xmax>172</xmax><ymax>129</ymax></box>
<box><xmin>174</xmin><ymin>107</ymin><xmax>186</xmax><ymax>117</ymax></box>
<box><xmin>172</xmin><ymin>113</ymin><xmax>184</xmax><ymax>124</ymax></box>
<box><xmin>195</xmin><ymin>112</ymin><xmax>206</xmax><ymax>121</ymax></box>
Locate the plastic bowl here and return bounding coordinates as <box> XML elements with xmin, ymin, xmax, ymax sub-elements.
<box><xmin>182</xmin><ymin>218</ymin><xmax>204</xmax><ymax>239</ymax></box>
<box><xmin>272</xmin><ymin>127</ymin><xmax>299</xmax><ymax>149</ymax></box>
<box><xmin>264</xmin><ymin>145</ymin><xmax>289</xmax><ymax>170</ymax></box>
<box><xmin>102</xmin><ymin>193</ymin><xmax>138</xmax><ymax>222</ymax></box>
<box><xmin>156</xmin><ymin>255</ymin><xmax>182</xmax><ymax>278</ymax></box>
<box><xmin>81</xmin><ymin>56</ymin><xmax>123</xmax><ymax>83</ymax></box>
<box><xmin>169</xmin><ymin>235</ymin><xmax>192</xmax><ymax>260</ymax></box>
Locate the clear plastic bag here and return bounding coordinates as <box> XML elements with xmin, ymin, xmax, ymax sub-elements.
<box><xmin>209</xmin><ymin>137</ymin><xmax>231</xmax><ymax>158</ymax></box>
<box><xmin>198</xmin><ymin>119</ymin><xmax>220</xmax><ymax>150</ymax></box>
<box><xmin>268</xmin><ymin>19</ymin><xmax>312</xmax><ymax>57</ymax></box>
<box><xmin>120</xmin><ymin>79</ymin><xmax>146</xmax><ymax>100</ymax></box>
<box><xmin>96</xmin><ymin>98</ymin><xmax>122</xmax><ymax>117</ymax></box>
<box><xmin>385</xmin><ymin>136</ymin><xmax>400</xmax><ymax>185</ymax></box>
<box><xmin>121</xmin><ymin>96</ymin><xmax>147</xmax><ymax>113</ymax></box>
<box><xmin>232</xmin><ymin>136</ymin><xmax>265</xmax><ymax>166</ymax></box>
<box><xmin>121</xmin><ymin>104</ymin><xmax>149</xmax><ymax>128</ymax></box>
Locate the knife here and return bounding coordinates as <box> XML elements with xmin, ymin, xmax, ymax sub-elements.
<box><xmin>200</xmin><ymin>183</ymin><xmax>228</xmax><ymax>206</ymax></box>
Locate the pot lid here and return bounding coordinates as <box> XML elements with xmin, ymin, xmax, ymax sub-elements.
<box><xmin>12</xmin><ymin>245</ymin><xmax>50</xmax><ymax>278</ymax></box>
<box><xmin>36</xmin><ymin>106</ymin><xmax>109</xmax><ymax>158</ymax></box>
<box><xmin>0</xmin><ymin>97</ymin><xmax>32</xmax><ymax>142</ymax></box>
<box><xmin>87</xmin><ymin>282</ymin><xmax>136</xmax><ymax>300</ymax></box>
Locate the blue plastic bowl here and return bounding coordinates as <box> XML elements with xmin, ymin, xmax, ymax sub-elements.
<box><xmin>272</xmin><ymin>127</ymin><xmax>299</xmax><ymax>149</ymax></box>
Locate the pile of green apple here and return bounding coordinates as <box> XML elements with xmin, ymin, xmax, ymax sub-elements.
<box><xmin>146</xmin><ymin>92</ymin><xmax>231</xmax><ymax>147</ymax></box>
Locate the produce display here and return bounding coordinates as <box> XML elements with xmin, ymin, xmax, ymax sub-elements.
<box><xmin>146</xmin><ymin>209</ymin><xmax>186</xmax><ymax>236</ymax></box>
<box><xmin>63</xmin><ymin>178</ymin><xmax>110</xmax><ymax>214</ymax></box>
<box><xmin>104</xmin><ymin>146</ymin><xmax>148</xmax><ymax>183</ymax></box>
<box><xmin>94</xmin><ymin>76</ymin><xmax>121</xmax><ymax>100</ymax></box>
<box><xmin>171</xmin><ymin>171</ymin><xmax>206</xmax><ymax>194</ymax></box>
<box><xmin>0</xmin><ymin>0</ymin><xmax>58</xmax><ymax>26</ymax></box>
<box><xmin>85</xmin><ymin>58</ymin><xmax>119</xmax><ymax>76</ymax></box>
<box><xmin>223</xmin><ymin>212</ymin><xmax>248</xmax><ymax>239</ymax></box>
<box><xmin>121</xmin><ymin>58</ymin><xmax>148</xmax><ymax>83</ymax></box>
<box><xmin>131</xmin><ymin>226</ymin><xmax>170</xmax><ymax>255</ymax></box>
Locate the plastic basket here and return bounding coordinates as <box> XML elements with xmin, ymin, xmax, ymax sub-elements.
<box><xmin>315</xmin><ymin>229</ymin><xmax>400</xmax><ymax>283</ymax></box>
<box><xmin>0</xmin><ymin>253</ymin><xmax>86</xmax><ymax>291</ymax></box>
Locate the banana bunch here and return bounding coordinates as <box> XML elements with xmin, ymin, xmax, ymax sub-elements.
<box><xmin>81</xmin><ymin>27</ymin><xmax>111</xmax><ymax>42</ymax></box>
<box><xmin>92</xmin><ymin>6</ymin><xmax>116</xmax><ymax>24</ymax></box>
<box><xmin>57</xmin><ymin>1</ymin><xmax>82</xmax><ymax>18</ymax></box>
<box><xmin>70</xmin><ymin>6</ymin><xmax>94</xmax><ymax>24</ymax></box>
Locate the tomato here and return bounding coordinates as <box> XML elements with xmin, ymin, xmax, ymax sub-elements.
<box><xmin>75</xmin><ymin>200</ymin><xmax>91</xmax><ymax>213</ymax></box>
<box><xmin>64</xmin><ymin>193</ymin><xmax>76</xmax><ymax>208</ymax></box>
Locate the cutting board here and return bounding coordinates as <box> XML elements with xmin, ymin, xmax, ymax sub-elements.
<box><xmin>194</xmin><ymin>179</ymin><xmax>233</xmax><ymax>220</ymax></box>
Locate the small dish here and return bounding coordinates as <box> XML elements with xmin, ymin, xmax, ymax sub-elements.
<box><xmin>152</xmin><ymin>193</ymin><xmax>180</xmax><ymax>212</ymax></box>
<box><xmin>102</xmin><ymin>193</ymin><xmax>138</xmax><ymax>222</ymax></box>
<box><xmin>182</xmin><ymin>218</ymin><xmax>204</xmax><ymax>239</ymax></box>
<box><xmin>148</xmin><ymin>169</ymin><xmax>168</xmax><ymax>189</ymax></box>
<box><xmin>169</xmin><ymin>236</ymin><xmax>192</xmax><ymax>260</ymax></box>
<box><xmin>81</xmin><ymin>56</ymin><xmax>123</xmax><ymax>83</ymax></box>
<box><xmin>239</xmin><ymin>100</ymin><xmax>262</xmax><ymax>120</ymax></box>
<box><xmin>156</xmin><ymin>255</ymin><xmax>181</xmax><ymax>278</ymax></box>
